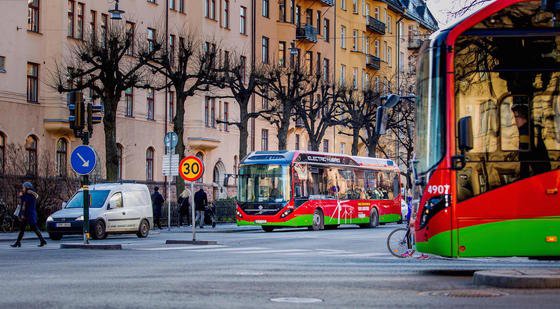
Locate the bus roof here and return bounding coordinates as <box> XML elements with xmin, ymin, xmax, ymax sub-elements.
<box><xmin>241</xmin><ymin>151</ymin><xmax>398</xmax><ymax>170</ymax></box>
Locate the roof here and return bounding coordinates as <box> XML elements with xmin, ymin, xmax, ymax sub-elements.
<box><xmin>398</xmin><ymin>0</ymin><xmax>439</xmax><ymax>31</ymax></box>
<box><xmin>85</xmin><ymin>183</ymin><xmax>149</xmax><ymax>191</ymax></box>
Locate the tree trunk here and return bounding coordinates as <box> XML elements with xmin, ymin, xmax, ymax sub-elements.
<box><xmin>174</xmin><ymin>93</ymin><xmax>187</xmax><ymax>199</ymax></box>
<box><xmin>104</xmin><ymin>96</ymin><xmax>120</xmax><ymax>181</ymax></box>
<box><xmin>277</xmin><ymin>123</ymin><xmax>289</xmax><ymax>150</ymax></box>
<box><xmin>351</xmin><ymin>127</ymin><xmax>360</xmax><ymax>156</ymax></box>
<box><xmin>367</xmin><ymin>135</ymin><xmax>379</xmax><ymax>158</ymax></box>
<box><xmin>238</xmin><ymin>102</ymin><xmax>249</xmax><ymax>159</ymax></box>
<box><xmin>309</xmin><ymin>138</ymin><xmax>320</xmax><ymax>152</ymax></box>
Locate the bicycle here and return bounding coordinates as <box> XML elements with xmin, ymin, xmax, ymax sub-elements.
<box><xmin>0</xmin><ymin>199</ymin><xmax>16</xmax><ymax>233</ymax></box>
<box><xmin>386</xmin><ymin>225</ymin><xmax>413</xmax><ymax>258</ymax></box>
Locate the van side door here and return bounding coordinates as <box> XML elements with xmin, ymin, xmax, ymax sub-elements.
<box><xmin>105</xmin><ymin>192</ymin><xmax>126</xmax><ymax>232</ymax></box>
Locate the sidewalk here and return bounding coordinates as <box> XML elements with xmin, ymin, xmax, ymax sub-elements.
<box><xmin>474</xmin><ymin>269</ymin><xmax>560</xmax><ymax>289</ymax></box>
<box><xmin>0</xmin><ymin>223</ymin><xmax>261</xmax><ymax>242</ymax></box>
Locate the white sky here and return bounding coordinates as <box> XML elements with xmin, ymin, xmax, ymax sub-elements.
<box><xmin>426</xmin><ymin>0</ymin><xmax>492</xmax><ymax>27</ymax></box>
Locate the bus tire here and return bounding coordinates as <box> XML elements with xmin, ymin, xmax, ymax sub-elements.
<box><xmin>369</xmin><ymin>208</ymin><xmax>379</xmax><ymax>228</ymax></box>
<box><xmin>262</xmin><ymin>226</ymin><xmax>274</xmax><ymax>232</ymax></box>
<box><xmin>312</xmin><ymin>209</ymin><xmax>324</xmax><ymax>231</ymax></box>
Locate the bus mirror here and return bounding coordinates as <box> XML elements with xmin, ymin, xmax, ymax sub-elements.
<box><xmin>458</xmin><ymin>116</ymin><xmax>473</xmax><ymax>152</ymax></box>
<box><xmin>375</xmin><ymin>106</ymin><xmax>388</xmax><ymax>135</ymax></box>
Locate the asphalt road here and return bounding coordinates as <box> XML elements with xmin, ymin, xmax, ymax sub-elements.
<box><xmin>1</xmin><ymin>224</ymin><xmax>559</xmax><ymax>308</ymax></box>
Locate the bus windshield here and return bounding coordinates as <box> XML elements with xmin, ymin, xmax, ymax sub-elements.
<box><xmin>65</xmin><ymin>190</ymin><xmax>111</xmax><ymax>209</ymax></box>
<box><xmin>238</xmin><ymin>164</ymin><xmax>290</xmax><ymax>203</ymax></box>
<box><xmin>415</xmin><ymin>41</ymin><xmax>446</xmax><ymax>175</ymax></box>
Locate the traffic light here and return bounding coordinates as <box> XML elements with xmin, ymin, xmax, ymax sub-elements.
<box><xmin>67</xmin><ymin>91</ymin><xmax>84</xmax><ymax>132</ymax></box>
<box><xmin>87</xmin><ymin>103</ymin><xmax>103</xmax><ymax>135</ymax></box>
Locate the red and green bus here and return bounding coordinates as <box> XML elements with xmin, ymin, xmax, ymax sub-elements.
<box><xmin>236</xmin><ymin>151</ymin><xmax>403</xmax><ymax>232</ymax></box>
<box><xmin>411</xmin><ymin>0</ymin><xmax>560</xmax><ymax>257</ymax></box>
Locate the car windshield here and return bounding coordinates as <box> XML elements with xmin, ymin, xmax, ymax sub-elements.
<box><xmin>65</xmin><ymin>190</ymin><xmax>111</xmax><ymax>209</ymax></box>
<box><xmin>238</xmin><ymin>164</ymin><xmax>290</xmax><ymax>203</ymax></box>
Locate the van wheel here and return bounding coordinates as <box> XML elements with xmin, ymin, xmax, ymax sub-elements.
<box><xmin>262</xmin><ymin>226</ymin><xmax>274</xmax><ymax>232</ymax></box>
<box><xmin>312</xmin><ymin>209</ymin><xmax>324</xmax><ymax>231</ymax></box>
<box><xmin>137</xmin><ymin>219</ymin><xmax>150</xmax><ymax>238</ymax></box>
<box><xmin>48</xmin><ymin>233</ymin><xmax>62</xmax><ymax>241</ymax></box>
<box><xmin>92</xmin><ymin>220</ymin><xmax>107</xmax><ymax>240</ymax></box>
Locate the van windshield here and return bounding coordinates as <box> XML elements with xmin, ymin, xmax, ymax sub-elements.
<box><xmin>65</xmin><ymin>190</ymin><xmax>111</xmax><ymax>209</ymax></box>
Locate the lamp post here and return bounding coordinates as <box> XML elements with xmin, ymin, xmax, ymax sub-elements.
<box><xmin>109</xmin><ymin>0</ymin><xmax>125</xmax><ymax>20</ymax></box>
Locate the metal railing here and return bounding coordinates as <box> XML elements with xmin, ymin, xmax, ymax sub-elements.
<box><xmin>296</xmin><ymin>24</ymin><xmax>318</xmax><ymax>43</ymax></box>
<box><xmin>318</xmin><ymin>0</ymin><xmax>334</xmax><ymax>6</ymax></box>
<box><xmin>366</xmin><ymin>16</ymin><xmax>386</xmax><ymax>35</ymax></box>
<box><xmin>408</xmin><ymin>37</ymin><xmax>424</xmax><ymax>49</ymax></box>
<box><xmin>366</xmin><ymin>54</ymin><xmax>381</xmax><ymax>70</ymax></box>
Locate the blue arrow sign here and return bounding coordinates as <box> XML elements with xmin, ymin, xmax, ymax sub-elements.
<box><xmin>164</xmin><ymin>132</ymin><xmax>178</xmax><ymax>149</ymax></box>
<box><xmin>71</xmin><ymin>145</ymin><xmax>97</xmax><ymax>175</ymax></box>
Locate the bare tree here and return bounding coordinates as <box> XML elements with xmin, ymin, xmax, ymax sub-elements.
<box><xmin>293</xmin><ymin>81</ymin><xmax>342</xmax><ymax>151</ymax></box>
<box><xmin>261</xmin><ymin>65</ymin><xmax>320</xmax><ymax>150</ymax></box>
<box><xmin>145</xmin><ymin>30</ymin><xmax>219</xmax><ymax>196</ymax></box>
<box><xmin>52</xmin><ymin>22</ymin><xmax>160</xmax><ymax>181</ymax></box>
<box><xmin>215</xmin><ymin>53</ymin><xmax>269</xmax><ymax>159</ymax></box>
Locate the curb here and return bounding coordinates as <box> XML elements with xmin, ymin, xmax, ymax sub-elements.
<box><xmin>60</xmin><ymin>243</ymin><xmax>122</xmax><ymax>250</ymax></box>
<box><xmin>473</xmin><ymin>269</ymin><xmax>560</xmax><ymax>289</ymax></box>
<box><xmin>165</xmin><ymin>240</ymin><xmax>219</xmax><ymax>245</ymax></box>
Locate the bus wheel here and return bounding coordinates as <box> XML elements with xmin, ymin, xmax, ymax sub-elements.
<box><xmin>262</xmin><ymin>226</ymin><xmax>274</xmax><ymax>232</ymax></box>
<box><xmin>312</xmin><ymin>209</ymin><xmax>324</xmax><ymax>231</ymax></box>
<box><xmin>368</xmin><ymin>208</ymin><xmax>379</xmax><ymax>228</ymax></box>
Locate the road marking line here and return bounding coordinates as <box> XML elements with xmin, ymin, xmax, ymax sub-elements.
<box><xmin>134</xmin><ymin>245</ymin><xmax>225</xmax><ymax>251</ymax></box>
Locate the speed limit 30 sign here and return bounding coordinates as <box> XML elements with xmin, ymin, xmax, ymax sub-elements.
<box><xmin>179</xmin><ymin>156</ymin><xmax>204</xmax><ymax>182</ymax></box>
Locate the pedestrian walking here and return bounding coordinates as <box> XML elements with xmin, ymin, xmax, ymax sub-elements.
<box><xmin>151</xmin><ymin>187</ymin><xmax>164</xmax><ymax>229</ymax></box>
<box><xmin>11</xmin><ymin>182</ymin><xmax>47</xmax><ymax>248</ymax></box>
<box><xmin>177</xmin><ymin>188</ymin><xmax>191</xmax><ymax>226</ymax></box>
<box><xmin>194</xmin><ymin>188</ymin><xmax>208</xmax><ymax>228</ymax></box>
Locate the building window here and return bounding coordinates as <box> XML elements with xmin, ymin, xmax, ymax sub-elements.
<box><xmin>261</xmin><ymin>129</ymin><xmax>269</xmax><ymax>151</ymax></box>
<box><xmin>375</xmin><ymin>40</ymin><xmax>379</xmax><ymax>57</ymax></box>
<box><xmin>279</xmin><ymin>0</ymin><xmax>286</xmax><ymax>22</ymax></box>
<box><xmin>224</xmin><ymin>102</ymin><xmax>229</xmax><ymax>131</ymax></box>
<box><xmin>25</xmin><ymin>135</ymin><xmax>38</xmax><ymax>177</ymax></box>
<box><xmin>375</xmin><ymin>76</ymin><xmax>380</xmax><ymax>92</ymax></box>
<box><xmin>352</xmin><ymin>0</ymin><xmax>358</xmax><ymax>13</ymax></box>
<box><xmin>316</xmin><ymin>11</ymin><xmax>321</xmax><ymax>33</ymax></box>
<box><xmin>28</xmin><ymin>0</ymin><xmax>40</xmax><ymax>32</ymax></box>
<box><xmin>240</xmin><ymin>6</ymin><xmax>247</xmax><ymax>34</ymax></box>
<box><xmin>179</xmin><ymin>0</ymin><xmax>185</xmax><ymax>13</ymax></box>
<box><xmin>340</xmin><ymin>26</ymin><xmax>346</xmax><ymax>49</ymax></box>
<box><xmin>323</xmin><ymin>18</ymin><xmax>330</xmax><ymax>42</ymax></box>
<box><xmin>262</xmin><ymin>86</ymin><xmax>269</xmax><ymax>110</ymax></box>
<box><xmin>146</xmin><ymin>147</ymin><xmax>154</xmax><ymax>181</ymax></box>
<box><xmin>204</xmin><ymin>97</ymin><xmax>209</xmax><ymax>126</ymax></box>
<box><xmin>352</xmin><ymin>29</ymin><xmax>358</xmax><ymax>51</ymax></box>
<box><xmin>169</xmin><ymin>0</ymin><xmax>175</xmax><ymax>10</ymax></box>
<box><xmin>290</xmin><ymin>0</ymin><xmax>295</xmax><ymax>23</ymax></box>
<box><xmin>67</xmin><ymin>1</ymin><xmax>75</xmax><ymax>37</ymax></box>
<box><xmin>147</xmin><ymin>88</ymin><xmax>155</xmax><ymax>120</ymax></box>
<box><xmin>205</xmin><ymin>0</ymin><xmax>216</xmax><ymax>19</ymax></box>
<box><xmin>278</xmin><ymin>41</ymin><xmax>286</xmax><ymax>67</ymax></box>
<box><xmin>262</xmin><ymin>0</ymin><xmax>269</xmax><ymax>18</ymax></box>
<box><xmin>169</xmin><ymin>34</ymin><xmax>175</xmax><ymax>66</ymax></box>
<box><xmin>387</xmin><ymin>15</ymin><xmax>392</xmax><ymax>33</ymax></box>
<box><xmin>340</xmin><ymin>142</ymin><xmax>345</xmax><ymax>154</ymax></box>
<box><xmin>341</xmin><ymin>0</ymin><xmax>346</xmax><ymax>11</ymax></box>
<box><xmin>147</xmin><ymin>28</ymin><xmax>156</xmax><ymax>52</ymax></box>
<box><xmin>195</xmin><ymin>152</ymin><xmax>204</xmax><ymax>183</ymax></box>
<box><xmin>305</xmin><ymin>51</ymin><xmax>312</xmax><ymax>74</ymax></box>
<box><xmin>323</xmin><ymin>139</ymin><xmax>329</xmax><ymax>152</ymax></box>
<box><xmin>117</xmin><ymin>144</ymin><xmax>123</xmax><ymax>180</ymax></box>
<box><xmin>223</xmin><ymin>0</ymin><xmax>230</xmax><ymax>28</ymax></box>
<box><xmin>169</xmin><ymin>91</ymin><xmax>174</xmax><ymax>122</ymax></box>
<box><xmin>322</xmin><ymin>58</ymin><xmax>329</xmax><ymax>82</ymax></box>
<box><xmin>76</xmin><ymin>3</ymin><xmax>84</xmax><ymax>39</ymax></box>
<box><xmin>295</xmin><ymin>5</ymin><xmax>301</xmax><ymax>27</ymax></box>
<box><xmin>262</xmin><ymin>36</ymin><xmax>269</xmax><ymax>64</ymax></box>
<box><xmin>27</xmin><ymin>63</ymin><xmax>39</xmax><ymax>103</ymax></box>
<box><xmin>0</xmin><ymin>132</ymin><xmax>5</xmax><ymax>175</ymax></box>
<box><xmin>100</xmin><ymin>14</ymin><xmax>108</xmax><ymax>47</ymax></box>
<box><xmin>0</xmin><ymin>56</ymin><xmax>5</xmax><ymax>73</ymax></box>
<box><xmin>240</xmin><ymin>56</ymin><xmax>246</xmax><ymax>83</ymax></box>
<box><xmin>295</xmin><ymin>134</ymin><xmax>300</xmax><ymax>150</ymax></box>
<box><xmin>387</xmin><ymin>46</ymin><xmax>392</xmax><ymax>66</ymax></box>
<box><xmin>126</xmin><ymin>22</ymin><xmax>135</xmax><ymax>56</ymax></box>
<box><xmin>374</xmin><ymin>7</ymin><xmax>379</xmax><ymax>19</ymax></box>
<box><xmin>211</xmin><ymin>98</ymin><xmax>216</xmax><ymax>128</ymax></box>
<box><xmin>125</xmin><ymin>87</ymin><xmax>133</xmax><ymax>117</ymax></box>
<box><xmin>56</xmin><ymin>138</ymin><xmax>68</xmax><ymax>177</ymax></box>
<box><xmin>147</xmin><ymin>0</ymin><xmax>156</xmax><ymax>3</ymax></box>
<box><xmin>352</xmin><ymin>67</ymin><xmax>358</xmax><ymax>89</ymax></box>
<box><xmin>340</xmin><ymin>64</ymin><xmax>346</xmax><ymax>86</ymax></box>
<box><xmin>89</xmin><ymin>10</ymin><xmax>96</xmax><ymax>39</ymax></box>
<box><xmin>205</xmin><ymin>97</ymin><xmax>217</xmax><ymax>127</ymax></box>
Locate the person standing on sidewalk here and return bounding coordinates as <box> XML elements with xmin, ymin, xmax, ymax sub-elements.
<box><xmin>11</xmin><ymin>182</ymin><xmax>47</xmax><ymax>248</ymax></box>
<box><xmin>194</xmin><ymin>188</ymin><xmax>208</xmax><ymax>228</ymax></box>
<box><xmin>177</xmin><ymin>188</ymin><xmax>191</xmax><ymax>226</ymax></box>
<box><xmin>151</xmin><ymin>187</ymin><xmax>164</xmax><ymax>229</ymax></box>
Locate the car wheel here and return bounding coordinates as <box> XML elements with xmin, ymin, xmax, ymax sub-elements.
<box><xmin>48</xmin><ymin>233</ymin><xmax>63</xmax><ymax>241</ymax></box>
<box><xmin>369</xmin><ymin>208</ymin><xmax>379</xmax><ymax>228</ymax></box>
<box><xmin>312</xmin><ymin>209</ymin><xmax>324</xmax><ymax>231</ymax></box>
<box><xmin>136</xmin><ymin>219</ymin><xmax>150</xmax><ymax>238</ymax></box>
<box><xmin>92</xmin><ymin>220</ymin><xmax>107</xmax><ymax>240</ymax></box>
<box><xmin>262</xmin><ymin>226</ymin><xmax>274</xmax><ymax>232</ymax></box>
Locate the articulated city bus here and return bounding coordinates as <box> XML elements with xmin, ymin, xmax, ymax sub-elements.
<box><xmin>412</xmin><ymin>0</ymin><xmax>560</xmax><ymax>257</ymax></box>
<box><xmin>236</xmin><ymin>151</ymin><xmax>403</xmax><ymax>232</ymax></box>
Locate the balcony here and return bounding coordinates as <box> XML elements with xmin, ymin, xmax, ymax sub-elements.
<box><xmin>296</xmin><ymin>25</ymin><xmax>318</xmax><ymax>43</ymax></box>
<box><xmin>366</xmin><ymin>54</ymin><xmax>381</xmax><ymax>70</ymax></box>
<box><xmin>366</xmin><ymin>16</ymin><xmax>385</xmax><ymax>35</ymax></box>
<box><xmin>318</xmin><ymin>0</ymin><xmax>334</xmax><ymax>6</ymax></box>
<box><xmin>408</xmin><ymin>37</ymin><xmax>424</xmax><ymax>50</ymax></box>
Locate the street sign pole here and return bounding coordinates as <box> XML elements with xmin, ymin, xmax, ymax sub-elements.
<box><xmin>82</xmin><ymin>135</ymin><xmax>90</xmax><ymax>245</ymax></box>
<box><xmin>164</xmin><ymin>132</ymin><xmax>178</xmax><ymax>231</ymax></box>
<box><xmin>191</xmin><ymin>181</ymin><xmax>196</xmax><ymax>241</ymax></box>
<box><xmin>167</xmin><ymin>144</ymin><xmax>172</xmax><ymax>231</ymax></box>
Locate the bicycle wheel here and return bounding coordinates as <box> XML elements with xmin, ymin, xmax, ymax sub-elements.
<box><xmin>387</xmin><ymin>228</ymin><xmax>410</xmax><ymax>258</ymax></box>
<box><xmin>1</xmin><ymin>216</ymin><xmax>14</xmax><ymax>233</ymax></box>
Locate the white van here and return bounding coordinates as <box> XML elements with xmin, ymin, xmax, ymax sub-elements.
<box><xmin>46</xmin><ymin>183</ymin><xmax>153</xmax><ymax>240</ymax></box>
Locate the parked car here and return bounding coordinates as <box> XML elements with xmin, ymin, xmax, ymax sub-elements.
<box><xmin>46</xmin><ymin>183</ymin><xmax>153</xmax><ymax>240</ymax></box>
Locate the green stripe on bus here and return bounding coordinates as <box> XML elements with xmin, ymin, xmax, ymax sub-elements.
<box><xmin>380</xmin><ymin>214</ymin><xmax>402</xmax><ymax>223</ymax></box>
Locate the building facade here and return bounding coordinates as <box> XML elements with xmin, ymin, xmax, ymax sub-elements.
<box><xmin>0</xmin><ymin>0</ymin><xmax>436</xmax><ymax>201</ymax></box>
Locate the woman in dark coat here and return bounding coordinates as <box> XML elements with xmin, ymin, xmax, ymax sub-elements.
<box><xmin>11</xmin><ymin>182</ymin><xmax>47</xmax><ymax>247</ymax></box>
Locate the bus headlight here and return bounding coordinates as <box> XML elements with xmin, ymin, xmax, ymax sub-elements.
<box><xmin>280</xmin><ymin>209</ymin><xmax>293</xmax><ymax>218</ymax></box>
<box><xmin>236</xmin><ymin>210</ymin><xmax>242</xmax><ymax>218</ymax></box>
<box><xmin>419</xmin><ymin>195</ymin><xmax>449</xmax><ymax>229</ymax></box>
